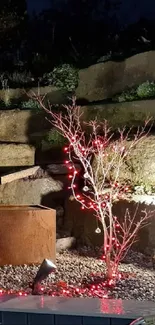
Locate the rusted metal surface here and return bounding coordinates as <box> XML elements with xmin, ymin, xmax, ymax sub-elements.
<box><xmin>0</xmin><ymin>205</ymin><xmax>56</xmax><ymax>266</ymax></box>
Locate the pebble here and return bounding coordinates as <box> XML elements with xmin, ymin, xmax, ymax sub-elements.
<box><xmin>0</xmin><ymin>249</ymin><xmax>155</xmax><ymax>300</ymax></box>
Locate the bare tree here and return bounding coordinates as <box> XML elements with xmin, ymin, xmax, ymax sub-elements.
<box><xmin>33</xmin><ymin>95</ymin><xmax>153</xmax><ymax>280</ymax></box>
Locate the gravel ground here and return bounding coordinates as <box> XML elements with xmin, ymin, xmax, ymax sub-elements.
<box><xmin>0</xmin><ymin>249</ymin><xmax>155</xmax><ymax>300</ymax></box>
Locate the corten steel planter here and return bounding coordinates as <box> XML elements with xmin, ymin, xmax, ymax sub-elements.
<box><xmin>0</xmin><ymin>205</ymin><xmax>56</xmax><ymax>266</ymax></box>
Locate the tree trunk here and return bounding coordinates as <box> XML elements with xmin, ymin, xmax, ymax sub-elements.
<box><xmin>105</xmin><ymin>253</ymin><xmax>118</xmax><ymax>280</ymax></box>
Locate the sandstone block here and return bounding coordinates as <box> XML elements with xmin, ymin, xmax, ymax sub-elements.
<box><xmin>76</xmin><ymin>51</ymin><xmax>155</xmax><ymax>101</ymax></box>
<box><xmin>0</xmin><ymin>144</ymin><xmax>35</xmax><ymax>166</ymax></box>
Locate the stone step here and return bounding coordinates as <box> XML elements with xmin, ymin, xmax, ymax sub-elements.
<box><xmin>0</xmin><ymin>166</ymin><xmax>40</xmax><ymax>184</ymax></box>
<box><xmin>80</xmin><ymin>99</ymin><xmax>155</xmax><ymax>129</ymax></box>
<box><xmin>0</xmin><ymin>296</ymin><xmax>154</xmax><ymax>325</ymax></box>
<box><xmin>0</xmin><ymin>109</ymin><xmax>50</xmax><ymax>143</ymax></box>
<box><xmin>0</xmin><ymin>144</ymin><xmax>35</xmax><ymax>167</ymax></box>
<box><xmin>0</xmin><ymin>177</ymin><xmax>63</xmax><ymax>206</ymax></box>
<box><xmin>76</xmin><ymin>51</ymin><xmax>155</xmax><ymax>102</ymax></box>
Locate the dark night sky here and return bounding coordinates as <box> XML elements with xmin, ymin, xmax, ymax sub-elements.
<box><xmin>26</xmin><ymin>0</ymin><xmax>155</xmax><ymax>26</ymax></box>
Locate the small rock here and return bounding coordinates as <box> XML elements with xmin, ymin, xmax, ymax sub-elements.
<box><xmin>56</xmin><ymin>237</ymin><xmax>76</xmax><ymax>252</ymax></box>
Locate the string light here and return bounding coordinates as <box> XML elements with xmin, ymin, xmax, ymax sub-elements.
<box><xmin>95</xmin><ymin>227</ymin><xmax>101</xmax><ymax>234</ymax></box>
<box><xmin>83</xmin><ymin>186</ymin><xmax>89</xmax><ymax>192</ymax></box>
<box><xmin>63</xmin><ymin>140</ymin><xmax>132</xmax><ymax>281</ymax></box>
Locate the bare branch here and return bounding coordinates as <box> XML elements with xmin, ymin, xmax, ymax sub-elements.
<box><xmin>31</xmin><ymin>94</ymin><xmax>153</xmax><ymax>280</ymax></box>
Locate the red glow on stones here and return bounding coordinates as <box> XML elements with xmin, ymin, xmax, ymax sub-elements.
<box><xmin>0</xmin><ymin>270</ymin><xmax>129</xmax><ymax>299</ymax></box>
<box><xmin>100</xmin><ymin>298</ymin><xmax>124</xmax><ymax>314</ymax></box>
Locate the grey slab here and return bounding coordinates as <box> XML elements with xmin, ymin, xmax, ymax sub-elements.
<box><xmin>0</xmin><ymin>296</ymin><xmax>154</xmax><ymax>320</ymax></box>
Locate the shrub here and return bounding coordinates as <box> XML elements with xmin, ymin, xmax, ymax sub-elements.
<box><xmin>44</xmin><ymin>129</ymin><xmax>68</xmax><ymax>146</ymax></box>
<box><xmin>113</xmin><ymin>81</ymin><xmax>155</xmax><ymax>103</ymax></box>
<box><xmin>21</xmin><ymin>99</ymin><xmax>41</xmax><ymax>111</ymax></box>
<box><xmin>113</xmin><ymin>89</ymin><xmax>138</xmax><ymax>102</ymax></box>
<box><xmin>43</xmin><ymin>64</ymin><xmax>78</xmax><ymax>92</ymax></box>
<box><xmin>136</xmin><ymin>81</ymin><xmax>155</xmax><ymax>98</ymax></box>
<box><xmin>8</xmin><ymin>71</ymin><xmax>34</xmax><ymax>87</ymax></box>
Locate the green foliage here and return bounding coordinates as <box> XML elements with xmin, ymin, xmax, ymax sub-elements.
<box><xmin>137</xmin><ymin>81</ymin><xmax>155</xmax><ymax>98</ymax></box>
<box><xmin>43</xmin><ymin>64</ymin><xmax>78</xmax><ymax>92</ymax></box>
<box><xmin>20</xmin><ymin>99</ymin><xmax>41</xmax><ymax>111</ymax></box>
<box><xmin>0</xmin><ymin>99</ymin><xmax>11</xmax><ymax>109</ymax></box>
<box><xmin>0</xmin><ymin>71</ymin><xmax>34</xmax><ymax>88</ymax></box>
<box><xmin>44</xmin><ymin>129</ymin><xmax>67</xmax><ymax>146</ymax></box>
<box><xmin>113</xmin><ymin>81</ymin><xmax>155</xmax><ymax>102</ymax></box>
<box><xmin>113</xmin><ymin>89</ymin><xmax>138</xmax><ymax>102</ymax></box>
<box><xmin>8</xmin><ymin>71</ymin><xmax>34</xmax><ymax>87</ymax></box>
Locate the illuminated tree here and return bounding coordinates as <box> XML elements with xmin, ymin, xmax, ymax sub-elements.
<box><xmin>33</xmin><ymin>95</ymin><xmax>153</xmax><ymax>280</ymax></box>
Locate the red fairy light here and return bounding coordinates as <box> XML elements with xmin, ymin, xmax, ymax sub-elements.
<box><xmin>102</xmin><ymin>202</ymin><xmax>106</xmax><ymax>208</ymax></box>
<box><xmin>69</xmin><ymin>166</ymin><xmax>73</xmax><ymax>170</ymax></box>
<box><xmin>68</xmin><ymin>175</ymin><xmax>73</xmax><ymax>179</ymax></box>
<box><xmin>76</xmin><ymin>194</ymin><xmax>81</xmax><ymax>199</ymax></box>
<box><xmin>74</xmin><ymin>170</ymin><xmax>78</xmax><ymax>175</ymax></box>
<box><xmin>65</xmin><ymin>160</ymin><xmax>69</xmax><ymax>164</ymax></box>
<box><xmin>108</xmin><ymin>279</ymin><xmax>114</xmax><ymax>286</ymax></box>
<box><xmin>64</xmin><ymin>147</ymin><xmax>68</xmax><ymax>152</ymax></box>
<box><xmin>81</xmin><ymin>206</ymin><xmax>85</xmax><ymax>210</ymax></box>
